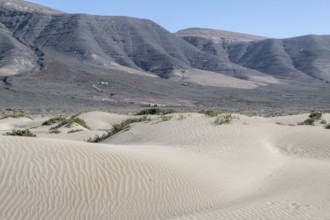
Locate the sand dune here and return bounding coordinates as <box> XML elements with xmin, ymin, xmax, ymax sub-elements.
<box><xmin>0</xmin><ymin>137</ymin><xmax>241</xmax><ymax>220</ymax></box>
<box><xmin>0</xmin><ymin>112</ymin><xmax>330</xmax><ymax>219</ymax></box>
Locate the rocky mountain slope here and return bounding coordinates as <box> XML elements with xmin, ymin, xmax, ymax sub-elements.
<box><xmin>0</xmin><ymin>0</ymin><xmax>330</xmax><ymax>113</ymax></box>
<box><xmin>177</xmin><ymin>29</ymin><xmax>330</xmax><ymax>82</ymax></box>
<box><xmin>176</xmin><ymin>28</ymin><xmax>266</xmax><ymax>43</ymax></box>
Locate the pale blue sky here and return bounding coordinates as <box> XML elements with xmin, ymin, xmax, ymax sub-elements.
<box><xmin>27</xmin><ymin>0</ymin><xmax>329</xmax><ymax>38</ymax></box>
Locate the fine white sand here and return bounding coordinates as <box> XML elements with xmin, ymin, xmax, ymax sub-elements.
<box><xmin>0</xmin><ymin>112</ymin><xmax>330</xmax><ymax>219</ymax></box>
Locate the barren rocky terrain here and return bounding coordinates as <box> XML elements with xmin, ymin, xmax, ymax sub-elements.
<box><xmin>0</xmin><ymin>0</ymin><xmax>330</xmax><ymax>115</ymax></box>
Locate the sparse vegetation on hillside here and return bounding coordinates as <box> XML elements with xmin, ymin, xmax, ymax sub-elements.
<box><xmin>86</xmin><ymin>133</ymin><xmax>109</xmax><ymax>143</ymax></box>
<box><xmin>68</xmin><ymin>129</ymin><xmax>83</xmax><ymax>134</ymax></box>
<box><xmin>298</xmin><ymin>111</ymin><xmax>325</xmax><ymax>126</ymax></box>
<box><xmin>0</xmin><ymin>114</ymin><xmax>32</xmax><ymax>120</ymax></box>
<box><xmin>42</xmin><ymin>116</ymin><xmax>66</xmax><ymax>126</ymax></box>
<box><xmin>86</xmin><ymin>116</ymin><xmax>150</xmax><ymax>143</ymax></box>
<box><xmin>49</xmin><ymin>129</ymin><xmax>61</xmax><ymax>134</ymax></box>
<box><xmin>160</xmin><ymin>115</ymin><xmax>173</xmax><ymax>122</ymax></box>
<box><xmin>135</xmin><ymin>108</ymin><xmax>175</xmax><ymax>115</ymax></box>
<box><xmin>50</xmin><ymin>115</ymin><xmax>89</xmax><ymax>130</ymax></box>
<box><xmin>309</xmin><ymin>112</ymin><xmax>323</xmax><ymax>120</ymax></box>
<box><xmin>320</xmin><ymin>119</ymin><xmax>327</xmax><ymax>125</ymax></box>
<box><xmin>4</xmin><ymin>129</ymin><xmax>36</xmax><ymax>137</ymax></box>
<box><xmin>200</xmin><ymin>109</ymin><xmax>222</xmax><ymax>117</ymax></box>
<box><xmin>214</xmin><ymin>113</ymin><xmax>235</xmax><ymax>125</ymax></box>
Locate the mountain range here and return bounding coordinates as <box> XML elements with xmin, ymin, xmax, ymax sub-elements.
<box><xmin>0</xmin><ymin>0</ymin><xmax>330</xmax><ymax>114</ymax></box>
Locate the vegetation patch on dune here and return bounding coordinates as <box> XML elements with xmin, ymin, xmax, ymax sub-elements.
<box><xmin>298</xmin><ymin>112</ymin><xmax>326</xmax><ymax>126</ymax></box>
<box><xmin>200</xmin><ymin>109</ymin><xmax>223</xmax><ymax>117</ymax></box>
<box><xmin>214</xmin><ymin>113</ymin><xmax>235</xmax><ymax>125</ymax></box>
<box><xmin>42</xmin><ymin>116</ymin><xmax>66</xmax><ymax>126</ymax></box>
<box><xmin>160</xmin><ymin>115</ymin><xmax>173</xmax><ymax>121</ymax></box>
<box><xmin>135</xmin><ymin>108</ymin><xmax>176</xmax><ymax>115</ymax></box>
<box><xmin>49</xmin><ymin>115</ymin><xmax>89</xmax><ymax>130</ymax></box>
<box><xmin>68</xmin><ymin>129</ymin><xmax>83</xmax><ymax>134</ymax></box>
<box><xmin>0</xmin><ymin>114</ymin><xmax>32</xmax><ymax>120</ymax></box>
<box><xmin>4</xmin><ymin>129</ymin><xmax>36</xmax><ymax>137</ymax></box>
<box><xmin>86</xmin><ymin>116</ymin><xmax>150</xmax><ymax>143</ymax></box>
<box><xmin>49</xmin><ymin>129</ymin><xmax>61</xmax><ymax>134</ymax></box>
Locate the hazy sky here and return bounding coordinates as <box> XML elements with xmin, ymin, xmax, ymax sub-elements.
<box><xmin>27</xmin><ymin>0</ymin><xmax>329</xmax><ymax>38</ymax></box>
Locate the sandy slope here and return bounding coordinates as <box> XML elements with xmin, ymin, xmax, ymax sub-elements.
<box><xmin>170</xmin><ymin>69</ymin><xmax>280</xmax><ymax>89</ymax></box>
<box><xmin>0</xmin><ymin>112</ymin><xmax>330</xmax><ymax>219</ymax></box>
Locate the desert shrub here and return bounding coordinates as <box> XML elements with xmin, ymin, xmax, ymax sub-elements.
<box><xmin>111</xmin><ymin>122</ymin><xmax>131</xmax><ymax>134</ymax></box>
<box><xmin>122</xmin><ymin>116</ymin><xmax>151</xmax><ymax>124</ymax></box>
<box><xmin>0</xmin><ymin>114</ymin><xmax>32</xmax><ymax>120</ymax></box>
<box><xmin>325</xmin><ymin>124</ymin><xmax>330</xmax><ymax>129</ymax></box>
<box><xmin>49</xmin><ymin>129</ymin><xmax>61</xmax><ymax>134</ymax></box>
<box><xmin>68</xmin><ymin>129</ymin><xmax>83</xmax><ymax>134</ymax></box>
<box><xmin>42</xmin><ymin>116</ymin><xmax>66</xmax><ymax>126</ymax></box>
<box><xmin>135</xmin><ymin>108</ymin><xmax>175</xmax><ymax>115</ymax></box>
<box><xmin>298</xmin><ymin>111</ymin><xmax>324</xmax><ymax>126</ymax></box>
<box><xmin>86</xmin><ymin>126</ymin><xmax>126</xmax><ymax>143</ymax></box>
<box><xmin>5</xmin><ymin>129</ymin><xmax>36</xmax><ymax>137</ymax></box>
<box><xmin>214</xmin><ymin>113</ymin><xmax>234</xmax><ymax>125</ymax></box>
<box><xmin>160</xmin><ymin>115</ymin><xmax>172</xmax><ymax>121</ymax></box>
<box><xmin>309</xmin><ymin>112</ymin><xmax>323</xmax><ymax>120</ymax></box>
<box><xmin>200</xmin><ymin>109</ymin><xmax>222</xmax><ymax>117</ymax></box>
<box><xmin>86</xmin><ymin>132</ymin><xmax>112</xmax><ymax>143</ymax></box>
<box><xmin>71</xmin><ymin>117</ymin><xmax>89</xmax><ymax>129</ymax></box>
<box><xmin>50</xmin><ymin>115</ymin><xmax>89</xmax><ymax>130</ymax></box>
<box><xmin>299</xmin><ymin>118</ymin><xmax>315</xmax><ymax>125</ymax></box>
<box><xmin>320</xmin><ymin>119</ymin><xmax>327</xmax><ymax>125</ymax></box>
<box><xmin>112</xmin><ymin>116</ymin><xmax>150</xmax><ymax>132</ymax></box>
<box><xmin>86</xmin><ymin>116</ymin><xmax>150</xmax><ymax>143</ymax></box>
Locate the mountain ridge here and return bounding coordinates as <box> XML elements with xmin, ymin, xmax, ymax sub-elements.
<box><xmin>0</xmin><ymin>0</ymin><xmax>330</xmax><ymax>113</ymax></box>
<box><xmin>176</xmin><ymin>28</ymin><xmax>266</xmax><ymax>43</ymax></box>
<box><xmin>0</xmin><ymin>0</ymin><xmax>62</xmax><ymax>14</ymax></box>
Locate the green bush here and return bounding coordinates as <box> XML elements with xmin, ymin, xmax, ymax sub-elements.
<box><xmin>42</xmin><ymin>116</ymin><xmax>66</xmax><ymax>126</ymax></box>
<box><xmin>71</xmin><ymin>117</ymin><xmax>89</xmax><ymax>129</ymax></box>
<box><xmin>86</xmin><ymin>116</ymin><xmax>150</xmax><ymax>143</ymax></box>
<box><xmin>298</xmin><ymin>111</ymin><xmax>324</xmax><ymax>126</ymax></box>
<box><xmin>214</xmin><ymin>113</ymin><xmax>234</xmax><ymax>125</ymax></box>
<box><xmin>298</xmin><ymin>118</ymin><xmax>315</xmax><ymax>125</ymax></box>
<box><xmin>68</xmin><ymin>129</ymin><xmax>83</xmax><ymax>134</ymax></box>
<box><xmin>325</xmin><ymin>124</ymin><xmax>330</xmax><ymax>129</ymax></box>
<box><xmin>160</xmin><ymin>115</ymin><xmax>172</xmax><ymax>121</ymax></box>
<box><xmin>49</xmin><ymin>129</ymin><xmax>61</xmax><ymax>134</ymax></box>
<box><xmin>50</xmin><ymin>115</ymin><xmax>89</xmax><ymax>130</ymax></box>
<box><xmin>321</xmin><ymin>119</ymin><xmax>327</xmax><ymax>125</ymax></box>
<box><xmin>86</xmin><ymin>132</ymin><xmax>112</xmax><ymax>143</ymax></box>
<box><xmin>200</xmin><ymin>109</ymin><xmax>222</xmax><ymax>117</ymax></box>
<box><xmin>309</xmin><ymin>112</ymin><xmax>323</xmax><ymax>120</ymax></box>
<box><xmin>5</xmin><ymin>129</ymin><xmax>36</xmax><ymax>137</ymax></box>
<box><xmin>135</xmin><ymin>108</ymin><xmax>175</xmax><ymax>115</ymax></box>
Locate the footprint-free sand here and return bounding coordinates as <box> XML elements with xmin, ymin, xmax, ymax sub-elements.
<box><xmin>0</xmin><ymin>112</ymin><xmax>329</xmax><ymax>219</ymax></box>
